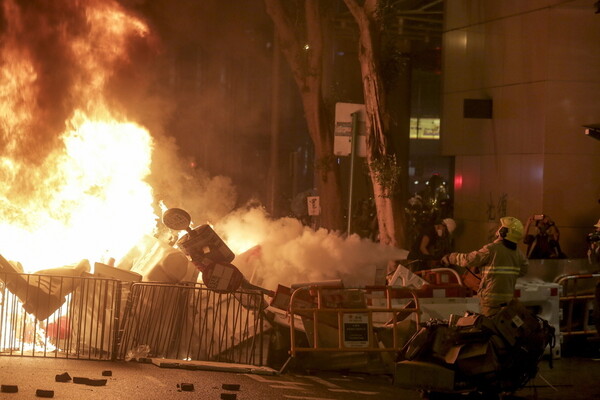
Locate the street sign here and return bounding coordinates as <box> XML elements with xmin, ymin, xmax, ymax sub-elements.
<box><xmin>201</xmin><ymin>263</ymin><xmax>244</xmax><ymax>293</ymax></box>
<box><xmin>306</xmin><ymin>196</ymin><xmax>320</xmax><ymax>216</ymax></box>
<box><xmin>334</xmin><ymin>102</ymin><xmax>367</xmax><ymax>157</ymax></box>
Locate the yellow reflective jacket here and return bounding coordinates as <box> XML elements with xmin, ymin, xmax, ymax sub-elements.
<box><xmin>448</xmin><ymin>239</ymin><xmax>528</xmax><ymax>307</ymax></box>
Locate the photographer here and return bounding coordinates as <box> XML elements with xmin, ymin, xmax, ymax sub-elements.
<box><xmin>587</xmin><ymin>218</ymin><xmax>600</xmax><ymax>267</ymax></box>
<box><xmin>523</xmin><ymin>214</ymin><xmax>566</xmax><ymax>259</ymax></box>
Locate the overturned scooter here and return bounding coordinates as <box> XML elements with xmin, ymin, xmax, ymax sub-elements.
<box><xmin>162</xmin><ymin>207</ymin><xmax>274</xmax><ymax>299</ymax></box>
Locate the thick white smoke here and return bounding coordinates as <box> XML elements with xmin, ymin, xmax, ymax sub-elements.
<box><xmin>215</xmin><ymin>207</ymin><xmax>408</xmax><ymax>290</ymax></box>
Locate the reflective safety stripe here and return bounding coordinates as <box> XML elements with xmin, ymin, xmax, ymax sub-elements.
<box><xmin>483</xmin><ymin>266</ymin><xmax>520</xmax><ymax>275</ymax></box>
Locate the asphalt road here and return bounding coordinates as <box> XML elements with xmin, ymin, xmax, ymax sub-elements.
<box><xmin>1</xmin><ymin>355</ymin><xmax>600</xmax><ymax>399</ymax></box>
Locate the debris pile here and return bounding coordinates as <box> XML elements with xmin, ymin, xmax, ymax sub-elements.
<box><xmin>396</xmin><ymin>299</ymin><xmax>555</xmax><ymax>396</ymax></box>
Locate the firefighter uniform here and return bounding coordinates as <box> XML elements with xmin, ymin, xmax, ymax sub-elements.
<box><xmin>442</xmin><ymin>217</ymin><xmax>528</xmax><ymax>316</ymax></box>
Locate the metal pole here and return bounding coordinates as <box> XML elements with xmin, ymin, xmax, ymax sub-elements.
<box><xmin>347</xmin><ymin>111</ymin><xmax>359</xmax><ymax>235</ymax></box>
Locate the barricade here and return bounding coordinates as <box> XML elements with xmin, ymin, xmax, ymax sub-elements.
<box><xmin>0</xmin><ymin>272</ymin><xmax>122</xmax><ymax>360</ymax></box>
<box><xmin>118</xmin><ymin>282</ymin><xmax>266</xmax><ymax>366</ymax></box>
<box><xmin>370</xmin><ymin>270</ymin><xmax>474</xmax><ymax>326</ymax></box>
<box><xmin>554</xmin><ymin>273</ymin><xmax>600</xmax><ymax>337</ymax></box>
<box><xmin>288</xmin><ymin>286</ymin><xmax>420</xmax><ymax>357</ymax></box>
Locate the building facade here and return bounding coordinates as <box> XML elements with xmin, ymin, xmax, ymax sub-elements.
<box><xmin>442</xmin><ymin>0</ymin><xmax>600</xmax><ymax>258</ymax></box>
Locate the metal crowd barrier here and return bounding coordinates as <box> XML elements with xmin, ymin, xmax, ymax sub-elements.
<box><xmin>554</xmin><ymin>273</ymin><xmax>600</xmax><ymax>337</ymax></box>
<box><xmin>118</xmin><ymin>282</ymin><xmax>266</xmax><ymax>366</ymax></box>
<box><xmin>288</xmin><ymin>285</ymin><xmax>420</xmax><ymax>357</ymax></box>
<box><xmin>0</xmin><ymin>272</ymin><xmax>122</xmax><ymax>360</ymax></box>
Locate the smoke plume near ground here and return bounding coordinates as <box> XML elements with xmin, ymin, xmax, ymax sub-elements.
<box><xmin>217</xmin><ymin>207</ymin><xmax>408</xmax><ymax>290</ymax></box>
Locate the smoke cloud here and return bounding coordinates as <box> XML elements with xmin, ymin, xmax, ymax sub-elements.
<box><xmin>217</xmin><ymin>207</ymin><xmax>408</xmax><ymax>290</ymax></box>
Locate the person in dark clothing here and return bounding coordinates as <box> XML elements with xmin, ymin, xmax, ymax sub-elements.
<box><xmin>407</xmin><ymin>219</ymin><xmax>453</xmax><ymax>270</ymax></box>
<box><xmin>587</xmin><ymin>218</ymin><xmax>600</xmax><ymax>267</ymax></box>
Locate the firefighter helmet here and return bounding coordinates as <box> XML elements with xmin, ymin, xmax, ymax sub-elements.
<box><xmin>499</xmin><ymin>216</ymin><xmax>524</xmax><ymax>243</ymax></box>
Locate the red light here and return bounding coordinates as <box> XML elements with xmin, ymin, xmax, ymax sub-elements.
<box><xmin>454</xmin><ymin>174</ymin><xmax>463</xmax><ymax>190</ymax></box>
<box><xmin>550</xmin><ymin>287</ymin><xmax>558</xmax><ymax>296</ymax></box>
<box><xmin>514</xmin><ymin>289</ymin><xmax>521</xmax><ymax>297</ymax></box>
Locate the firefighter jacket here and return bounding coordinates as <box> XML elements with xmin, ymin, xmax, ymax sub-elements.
<box><xmin>447</xmin><ymin>239</ymin><xmax>528</xmax><ymax>308</ymax></box>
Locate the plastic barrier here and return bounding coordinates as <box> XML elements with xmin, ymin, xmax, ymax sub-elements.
<box><xmin>369</xmin><ymin>269</ymin><xmax>473</xmax><ymax>326</ymax></box>
<box><xmin>554</xmin><ymin>273</ymin><xmax>600</xmax><ymax>337</ymax></box>
<box><xmin>288</xmin><ymin>286</ymin><xmax>420</xmax><ymax>357</ymax></box>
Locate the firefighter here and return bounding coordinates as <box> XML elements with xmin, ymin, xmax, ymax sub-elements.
<box><xmin>441</xmin><ymin>216</ymin><xmax>528</xmax><ymax>316</ymax></box>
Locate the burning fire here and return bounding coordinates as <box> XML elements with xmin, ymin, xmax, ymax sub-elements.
<box><xmin>0</xmin><ymin>0</ymin><xmax>158</xmax><ymax>272</ymax></box>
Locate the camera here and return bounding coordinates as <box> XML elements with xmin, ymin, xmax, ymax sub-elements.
<box><xmin>584</xmin><ymin>124</ymin><xmax>600</xmax><ymax>141</ymax></box>
<box><xmin>533</xmin><ymin>214</ymin><xmax>545</xmax><ymax>221</ymax></box>
<box><xmin>588</xmin><ymin>232</ymin><xmax>600</xmax><ymax>243</ymax></box>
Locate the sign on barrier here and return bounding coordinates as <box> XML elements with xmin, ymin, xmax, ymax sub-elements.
<box><xmin>342</xmin><ymin>313</ymin><xmax>370</xmax><ymax>348</ymax></box>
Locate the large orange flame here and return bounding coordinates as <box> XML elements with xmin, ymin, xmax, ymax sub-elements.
<box><xmin>0</xmin><ymin>0</ymin><xmax>158</xmax><ymax>272</ymax></box>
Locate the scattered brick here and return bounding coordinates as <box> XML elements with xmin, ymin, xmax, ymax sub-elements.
<box><xmin>35</xmin><ymin>389</ymin><xmax>54</xmax><ymax>398</ymax></box>
<box><xmin>180</xmin><ymin>383</ymin><xmax>194</xmax><ymax>392</ymax></box>
<box><xmin>222</xmin><ymin>384</ymin><xmax>240</xmax><ymax>391</ymax></box>
<box><xmin>101</xmin><ymin>370</ymin><xmax>112</xmax><ymax>377</ymax></box>
<box><xmin>0</xmin><ymin>385</ymin><xmax>18</xmax><ymax>393</ymax></box>
<box><xmin>220</xmin><ymin>394</ymin><xmax>237</xmax><ymax>400</ymax></box>
<box><xmin>73</xmin><ymin>377</ymin><xmax>89</xmax><ymax>385</ymax></box>
<box><xmin>55</xmin><ymin>372</ymin><xmax>72</xmax><ymax>382</ymax></box>
<box><xmin>86</xmin><ymin>379</ymin><xmax>107</xmax><ymax>387</ymax></box>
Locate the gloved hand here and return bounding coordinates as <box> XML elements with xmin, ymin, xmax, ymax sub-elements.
<box><xmin>440</xmin><ymin>254</ymin><xmax>451</xmax><ymax>266</ymax></box>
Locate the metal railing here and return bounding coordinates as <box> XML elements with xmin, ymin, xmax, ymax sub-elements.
<box><xmin>288</xmin><ymin>286</ymin><xmax>420</xmax><ymax>357</ymax></box>
<box><xmin>118</xmin><ymin>282</ymin><xmax>266</xmax><ymax>366</ymax></box>
<box><xmin>0</xmin><ymin>272</ymin><xmax>122</xmax><ymax>360</ymax></box>
<box><xmin>554</xmin><ymin>273</ymin><xmax>600</xmax><ymax>336</ymax></box>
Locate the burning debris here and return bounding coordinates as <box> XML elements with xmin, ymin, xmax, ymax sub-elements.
<box><xmin>0</xmin><ymin>255</ymin><xmax>90</xmax><ymax>321</ymax></box>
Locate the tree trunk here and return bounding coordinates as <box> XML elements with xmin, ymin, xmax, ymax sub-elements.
<box><xmin>300</xmin><ymin>82</ymin><xmax>344</xmax><ymax>231</ymax></box>
<box><xmin>264</xmin><ymin>0</ymin><xmax>344</xmax><ymax>231</ymax></box>
<box><xmin>343</xmin><ymin>0</ymin><xmax>405</xmax><ymax>247</ymax></box>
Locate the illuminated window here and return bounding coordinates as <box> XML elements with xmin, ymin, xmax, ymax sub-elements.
<box><xmin>410</xmin><ymin>117</ymin><xmax>440</xmax><ymax>139</ymax></box>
